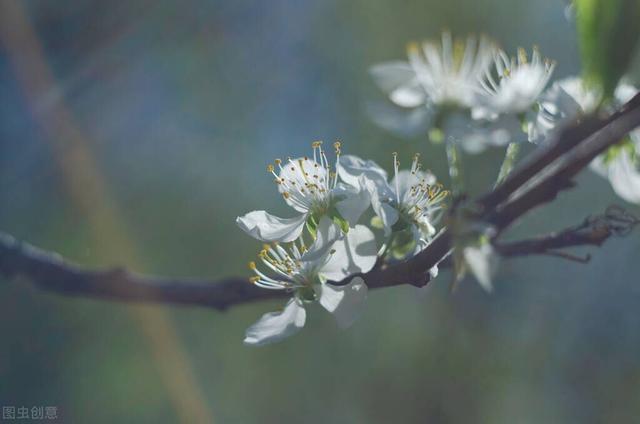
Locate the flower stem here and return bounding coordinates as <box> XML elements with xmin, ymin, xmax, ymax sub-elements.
<box><xmin>445</xmin><ymin>138</ymin><xmax>463</xmax><ymax>195</ymax></box>
<box><xmin>495</xmin><ymin>142</ymin><xmax>521</xmax><ymax>187</ymax></box>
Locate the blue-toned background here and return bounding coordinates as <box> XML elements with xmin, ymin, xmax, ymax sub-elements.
<box><xmin>1</xmin><ymin>1</ymin><xmax>639</xmax><ymax>422</ymax></box>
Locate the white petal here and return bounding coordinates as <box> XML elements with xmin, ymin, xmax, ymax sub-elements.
<box><xmin>335</xmin><ymin>187</ymin><xmax>370</xmax><ymax>227</ymax></box>
<box><xmin>236</xmin><ymin>210</ymin><xmax>307</xmax><ymax>242</ymax></box>
<box><xmin>369</xmin><ymin>61</ymin><xmax>415</xmax><ymax>91</ymax></box>
<box><xmin>352</xmin><ymin>175</ymin><xmax>397</xmax><ymax>235</ymax></box>
<box><xmin>528</xmin><ymin>79</ymin><xmax>588</xmax><ymax>144</ymax></box>
<box><xmin>614</xmin><ymin>83</ymin><xmax>638</xmax><ymax>106</ymax></box>
<box><xmin>608</xmin><ymin>150</ymin><xmax>640</xmax><ymax>204</ymax></box>
<box><xmin>447</xmin><ymin>113</ymin><xmax>519</xmax><ymax>154</ymax></box>
<box><xmin>429</xmin><ymin>264</ymin><xmax>439</xmax><ymax>279</ymax></box>
<box><xmin>390</xmin><ymin>83</ymin><xmax>428</xmax><ymax>108</ymax></box>
<box><xmin>243</xmin><ymin>299</ymin><xmax>306</xmax><ymax>346</ymax></box>
<box><xmin>589</xmin><ymin>155</ymin><xmax>609</xmax><ymax>178</ymax></box>
<box><xmin>319</xmin><ymin>276</ymin><xmax>368</xmax><ymax>329</ymax></box>
<box><xmin>302</xmin><ymin>216</ymin><xmax>341</xmax><ymax>262</ymax></box>
<box><xmin>554</xmin><ymin>77</ymin><xmax>600</xmax><ymax>114</ymax></box>
<box><xmin>463</xmin><ymin>243</ymin><xmax>499</xmax><ymax>292</ymax></box>
<box><xmin>366</xmin><ymin>101</ymin><xmax>433</xmax><ymax>137</ymax></box>
<box><xmin>391</xmin><ymin>169</ymin><xmax>436</xmax><ymax>199</ymax></box>
<box><xmin>319</xmin><ymin>225</ymin><xmax>378</xmax><ymax>282</ymax></box>
<box><xmin>277</xmin><ymin>157</ymin><xmax>322</xmax><ymax>213</ymax></box>
<box><xmin>338</xmin><ymin>155</ymin><xmax>388</xmax><ymax>188</ymax></box>
<box><xmin>369</xmin><ymin>62</ymin><xmax>427</xmax><ymax>107</ymax></box>
<box><xmin>369</xmin><ymin>187</ymin><xmax>399</xmax><ymax>234</ymax></box>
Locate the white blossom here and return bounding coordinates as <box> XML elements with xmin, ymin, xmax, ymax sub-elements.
<box><xmin>243</xmin><ymin>217</ymin><xmax>377</xmax><ymax>346</ymax></box>
<box><xmin>369</xmin><ymin>32</ymin><xmax>496</xmax><ymax>132</ymax></box>
<box><xmin>236</xmin><ymin>142</ymin><xmax>368</xmax><ymax>243</ymax></box>
<box><xmin>339</xmin><ymin>153</ymin><xmax>448</xmax><ymax>266</ymax></box>
<box><xmin>462</xmin><ymin>242</ymin><xmax>499</xmax><ymax>292</ymax></box>
<box><xmin>475</xmin><ymin>47</ymin><xmax>555</xmax><ymax>119</ymax></box>
<box><xmin>542</xmin><ymin>79</ymin><xmax>640</xmax><ymax>204</ymax></box>
<box><xmin>529</xmin><ymin>76</ymin><xmax>601</xmax><ymax>143</ymax></box>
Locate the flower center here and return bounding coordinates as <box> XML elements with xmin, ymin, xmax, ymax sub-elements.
<box><xmin>268</xmin><ymin>141</ymin><xmax>342</xmax><ymax>213</ymax></box>
<box><xmin>248</xmin><ymin>239</ymin><xmax>331</xmax><ymax>292</ymax></box>
<box><xmin>392</xmin><ymin>153</ymin><xmax>449</xmax><ymax>226</ymax></box>
<box><xmin>248</xmin><ymin>241</ymin><xmax>306</xmax><ymax>290</ymax></box>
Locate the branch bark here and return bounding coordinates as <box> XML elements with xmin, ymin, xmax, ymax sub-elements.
<box><xmin>0</xmin><ymin>206</ymin><xmax>635</xmax><ymax>309</ymax></box>
<box><xmin>2</xmin><ymin>95</ymin><xmax>640</xmax><ymax>309</ymax></box>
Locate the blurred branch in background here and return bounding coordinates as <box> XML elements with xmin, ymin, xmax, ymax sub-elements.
<box><xmin>0</xmin><ymin>2</ymin><xmax>215</xmax><ymax>422</ymax></box>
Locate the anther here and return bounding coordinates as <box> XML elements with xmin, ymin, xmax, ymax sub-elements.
<box><xmin>406</xmin><ymin>41</ymin><xmax>419</xmax><ymax>55</ymax></box>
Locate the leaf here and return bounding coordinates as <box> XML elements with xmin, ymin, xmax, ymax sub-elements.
<box><xmin>575</xmin><ymin>0</ymin><xmax>640</xmax><ymax>98</ymax></box>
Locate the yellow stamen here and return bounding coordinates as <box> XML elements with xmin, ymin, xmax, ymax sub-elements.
<box><xmin>517</xmin><ymin>47</ymin><xmax>527</xmax><ymax>64</ymax></box>
<box><xmin>406</xmin><ymin>41</ymin><xmax>420</xmax><ymax>55</ymax></box>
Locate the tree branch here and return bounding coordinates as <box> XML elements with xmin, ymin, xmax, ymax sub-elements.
<box><xmin>2</xmin><ymin>95</ymin><xmax>640</xmax><ymax>309</ymax></box>
<box><xmin>1</xmin><ymin>206</ymin><xmax>636</xmax><ymax>309</ymax></box>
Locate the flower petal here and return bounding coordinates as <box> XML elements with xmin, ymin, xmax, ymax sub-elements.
<box><xmin>615</xmin><ymin>83</ymin><xmax>638</xmax><ymax>105</ymax></box>
<box><xmin>319</xmin><ymin>225</ymin><xmax>378</xmax><ymax>282</ymax></box>
<box><xmin>335</xmin><ymin>187</ymin><xmax>371</xmax><ymax>227</ymax></box>
<box><xmin>391</xmin><ymin>169</ymin><xmax>436</xmax><ymax>199</ymax></box>
<box><xmin>366</xmin><ymin>101</ymin><xmax>433</xmax><ymax>137</ymax></box>
<box><xmin>236</xmin><ymin>210</ymin><xmax>306</xmax><ymax>242</ymax></box>
<box><xmin>338</xmin><ymin>155</ymin><xmax>388</xmax><ymax>189</ymax></box>
<box><xmin>302</xmin><ymin>216</ymin><xmax>341</xmax><ymax>262</ymax></box>
<box><xmin>319</xmin><ymin>276</ymin><xmax>368</xmax><ymax>329</ymax></box>
<box><xmin>362</xmin><ymin>176</ymin><xmax>399</xmax><ymax>235</ymax></box>
<box><xmin>463</xmin><ymin>243</ymin><xmax>499</xmax><ymax>292</ymax></box>
<box><xmin>277</xmin><ymin>157</ymin><xmax>322</xmax><ymax>213</ymax></box>
<box><xmin>447</xmin><ymin>113</ymin><xmax>519</xmax><ymax>154</ymax></box>
<box><xmin>369</xmin><ymin>62</ymin><xmax>427</xmax><ymax>107</ymax></box>
<box><xmin>608</xmin><ymin>150</ymin><xmax>640</xmax><ymax>204</ymax></box>
<box><xmin>589</xmin><ymin>155</ymin><xmax>609</xmax><ymax>178</ymax></box>
<box><xmin>243</xmin><ymin>298</ymin><xmax>306</xmax><ymax>346</ymax></box>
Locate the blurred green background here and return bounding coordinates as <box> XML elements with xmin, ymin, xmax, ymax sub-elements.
<box><xmin>1</xmin><ymin>0</ymin><xmax>640</xmax><ymax>422</ymax></box>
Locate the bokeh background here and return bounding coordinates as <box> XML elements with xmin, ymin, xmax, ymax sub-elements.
<box><xmin>1</xmin><ymin>0</ymin><xmax>640</xmax><ymax>422</ymax></box>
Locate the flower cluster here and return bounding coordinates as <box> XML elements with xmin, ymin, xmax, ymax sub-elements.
<box><xmin>236</xmin><ymin>31</ymin><xmax>640</xmax><ymax>346</ymax></box>
<box><xmin>237</xmin><ymin>142</ymin><xmax>449</xmax><ymax>345</ymax></box>
<box><xmin>370</xmin><ymin>31</ymin><xmax>640</xmax><ymax>204</ymax></box>
<box><xmin>538</xmin><ymin>78</ymin><xmax>640</xmax><ymax>203</ymax></box>
<box><xmin>370</xmin><ymin>32</ymin><xmax>556</xmax><ymax>152</ymax></box>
